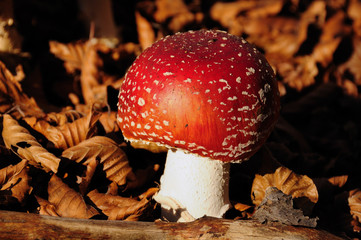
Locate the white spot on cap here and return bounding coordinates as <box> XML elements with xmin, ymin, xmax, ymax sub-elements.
<box><xmin>227</xmin><ymin>96</ymin><xmax>238</xmax><ymax>101</ymax></box>
<box><xmin>163</xmin><ymin>120</ymin><xmax>169</xmax><ymax>126</ymax></box>
<box><xmin>184</xmin><ymin>78</ymin><xmax>192</xmax><ymax>83</ymax></box>
<box><xmin>236</xmin><ymin>77</ymin><xmax>241</xmax><ymax>83</ymax></box>
<box><xmin>163</xmin><ymin>72</ymin><xmax>174</xmax><ymax>76</ymax></box>
<box><xmin>138</xmin><ymin>98</ymin><xmax>145</xmax><ymax>106</ymax></box>
<box><xmin>246</xmin><ymin>67</ymin><xmax>255</xmax><ymax>76</ymax></box>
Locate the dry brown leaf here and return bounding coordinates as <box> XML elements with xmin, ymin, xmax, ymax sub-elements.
<box><xmin>251</xmin><ymin>166</ymin><xmax>319</xmax><ymax>207</ymax></box>
<box><xmin>135</xmin><ymin>10</ymin><xmax>156</xmax><ymax>50</ymax></box>
<box><xmin>154</xmin><ymin>0</ymin><xmax>195</xmax><ymax>32</ymax></box>
<box><xmin>27</xmin><ymin>109</ymin><xmax>100</xmax><ymax>150</ymax></box>
<box><xmin>348</xmin><ymin>0</ymin><xmax>361</xmax><ymax>37</ymax></box>
<box><xmin>349</xmin><ymin>189</ymin><xmax>361</xmax><ymax>229</ymax></box>
<box><xmin>36</xmin><ymin>196</ymin><xmax>60</xmax><ymax>217</ymax></box>
<box><xmin>41</xmin><ymin>174</ymin><xmax>99</xmax><ymax>219</ymax></box>
<box><xmin>49</xmin><ymin>40</ymin><xmax>87</xmax><ymax>74</ymax></box>
<box><xmin>210</xmin><ymin>1</ymin><xmax>259</xmax><ymax>32</ymax></box>
<box><xmin>78</xmin><ymin>158</ymin><xmax>98</xmax><ymax>195</ymax></box>
<box><xmin>0</xmin><ymin>61</ymin><xmax>44</xmax><ymax>118</ymax></box>
<box><xmin>328</xmin><ymin>175</ymin><xmax>348</xmax><ymax>188</ymax></box>
<box><xmin>0</xmin><ymin>159</ymin><xmax>31</xmax><ymax>204</ymax></box>
<box><xmin>45</xmin><ymin>109</ymin><xmax>85</xmax><ymax>126</ymax></box>
<box><xmin>312</xmin><ymin>11</ymin><xmax>351</xmax><ymax>67</ymax></box>
<box><xmin>138</xmin><ymin>187</ymin><xmax>159</xmax><ymax>200</ymax></box>
<box><xmin>2</xmin><ymin>114</ymin><xmax>60</xmax><ymax>173</ymax></box>
<box><xmin>275</xmin><ymin>56</ymin><xmax>318</xmax><ymax>91</ymax></box>
<box><xmin>80</xmin><ymin>40</ymin><xmax>106</xmax><ymax>106</ymax></box>
<box><xmin>337</xmin><ymin>37</ymin><xmax>361</xmax><ymax>86</ymax></box>
<box><xmin>24</xmin><ymin>108</ymin><xmax>84</xmax><ymax>129</ymax></box>
<box><xmin>87</xmin><ymin>189</ymin><xmax>150</xmax><ymax>220</ymax></box>
<box><xmin>98</xmin><ymin>111</ymin><xmax>120</xmax><ymax>133</ymax></box>
<box><xmin>62</xmin><ymin>136</ymin><xmax>136</xmax><ymax>186</ymax></box>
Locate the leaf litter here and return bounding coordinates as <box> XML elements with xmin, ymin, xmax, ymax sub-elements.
<box><xmin>0</xmin><ymin>0</ymin><xmax>361</xmax><ymax>238</ymax></box>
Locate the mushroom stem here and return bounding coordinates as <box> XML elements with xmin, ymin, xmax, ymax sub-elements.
<box><xmin>154</xmin><ymin>149</ymin><xmax>231</xmax><ymax>222</ymax></box>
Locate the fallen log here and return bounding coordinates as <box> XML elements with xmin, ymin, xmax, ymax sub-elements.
<box><xmin>0</xmin><ymin>210</ymin><xmax>344</xmax><ymax>239</ymax></box>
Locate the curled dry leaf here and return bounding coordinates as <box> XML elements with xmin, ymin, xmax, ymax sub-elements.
<box><xmin>24</xmin><ymin>108</ymin><xmax>84</xmax><ymax>129</ymax></box>
<box><xmin>36</xmin><ymin>196</ymin><xmax>59</xmax><ymax>217</ymax></box>
<box><xmin>27</xmin><ymin>109</ymin><xmax>100</xmax><ymax>150</ymax></box>
<box><xmin>78</xmin><ymin>158</ymin><xmax>98</xmax><ymax>195</ymax></box>
<box><xmin>251</xmin><ymin>166</ymin><xmax>318</xmax><ymax>207</ymax></box>
<box><xmin>38</xmin><ymin>174</ymin><xmax>98</xmax><ymax>219</ymax></box>
<box><xmin>349</xmin><ymin>189</ymin><xmax>361</xmax><ymax>231</ymax></box>
<box><xmin>49</xmin><ymin>40</ymin><xmax>87</xmax><ymax>74</ymax></box>
<box><xmin>98</xmin><ymin>111</ymin><xmax>120</xmax><ymax>133</ymax></box>
<box><xmin>328</xmin><ymin>175</ymin><xmax>348</xmax><ymax>188</ymax></box>
<box><xmin>337</xmin><ymin>37</ymin><xmax>361</xmax><ymax>86</ymax></box>
<box><xmin>275</xmin><ymin>56</ymin><xmax>318</xmax><ymax>91</ymax></box>
<box><xmin>0</xmin><ymin>61</ymin><xmax>44</xmax><ymax>118</ymax></box>
<box><xmin>0</xmin><ymin>159</ymin><xmax>31</xmax><ymax>204</ymax></box>
<box><xmin>87</xmin><ymin>189</ymin><xmax>150</xmax><ymax>220</ymax></box>
<box><xmin>62</xmin><ymin>136</ymin><xmax>136</xmax><ymax>186</ymax></box>
<box><xmin>312</xmin><ymin>11</ymin><xmax>351</xmax><ymax>68</ymax></box>
<box><xmin>210</xmin><ymin>0</ymin><xmax>283</xmax><ymax>36</ymax></box>
<box><xmin>135</xmin><ymin>10</ymin><xmax>156</xmax><ymax>50</ymax></box>
<box><xmin>2</xmin><ymin>114</ymin><xmax>60</xmax><ymax>173</ymax></box>
<box><xmin>154</xmin><ymin>0</ymin><xmax>195</xmax><ymax>32</ymax></box>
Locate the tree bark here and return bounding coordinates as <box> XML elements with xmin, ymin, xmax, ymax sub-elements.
<box><xmin>0</xmin><ymin>210</ymin><xmax>344</xmax><ymax>240</ymax></box>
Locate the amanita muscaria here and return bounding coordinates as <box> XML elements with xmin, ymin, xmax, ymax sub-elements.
<box><xmin>117</xmin><ymin>29</ymin><xmax>280</xmax><ymax>222</ymax></box>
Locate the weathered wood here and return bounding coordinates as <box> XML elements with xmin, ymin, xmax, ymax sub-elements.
<box><xmin>0</xmin><ymin>210</ymin><xmax>343</xmax><ymax>240</ymax></box>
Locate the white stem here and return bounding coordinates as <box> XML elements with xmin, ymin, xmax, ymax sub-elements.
<box><xmin>154</xmin><ymin>149</ymin><xmax>231</xmax><ymax>222</ymax></box>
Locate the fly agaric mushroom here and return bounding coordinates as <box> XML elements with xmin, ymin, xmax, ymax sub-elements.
<box><xmin>117</xmin><ymin>29</ymin><xmax>280</xmax><ymax>222</ymax></box>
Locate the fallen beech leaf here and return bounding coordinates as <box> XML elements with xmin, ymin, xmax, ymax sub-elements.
<box><xmin>45</xmin><ymin>109</ymin><xmax>85</xmax><ymax>126</ymax></box>
<box><xmin>0</xmin><ymin>61</ymin><xmax>44</xmax><ymax>118</ymax></box>
<box><xmin>87</xmin><ymin>189</ymin><xmax>150</xmax><ymax>220</ymax></box>
<box><xmin>349</xmin><ymin>189</ymin><xmax>361</xmax><ymax>231</ymax></box>
<box><xmin>337</xmin><ymin>37</ymin><xmax>361</xmax><ymax>86</ymax></box>
<box><xmin>251</xmin><ymin>166</ymin><xmax>318</xmax><ymax>208</ymax></box>
<box><xmin>2</xmin><ymin>114</ymin><xmax>60</xmax><ymax>173</ymax></box>
<box><xmin>312</xmin><ymin>11</ymin><xmax>351</xmax><ymax>67</ymax></box>
<box><xmin>80</xmin><ymin>40</ymin><xmax>107</xmax><ymax>106</ymax></box>
<box><xmin>98</xmin><ymin>111</ymin><xmax>120</xmax><ymax>133</ymax></box>
<box><xmin>138</xmin><ymin>187</ymin><xmax>159</xmax><ymax>200</ymax></box>
<box><xmin>348</xmin><ymin>0</ymin><xmax>361</xmax><ymax>37</ymax></box>
<box><xmin>41</xmin><ymin>174</ymin><xmax>99</xmax><ymax>219</ymax></box>
<box><xmin>154</xmin><ymin>0</ymin><xmax>195</xmax><ymax>32</ymax></box>
<box><xmin>135</xmin><ymin>10</ymin><xmax>156</xmax><ymax>50</ymax></box>
<box><xmin>328</xmin><ymin>175</ymin><xmax>348</xmax><ymax>188</ymax></box>
<box><xmin>36</xmin><ymin>196</ymin><xmax>59</xmax><ymax>217</ymax></box>
<box><xmin>27</xmin><ymin>109</ymin><xmax>101</xmax><ymax>150</ymax></box>
<box><xmin>49</xmin><ymin>40</ymin><xmax>87</xmax><ymax>74</ymax></box>
<box><xmin>234</xmin><ymin>202</ymin><xmax>254</xmax><ymax>219</ymax></box>
<box><xmin>210</xmin><ymin>1</ymin><xmax>258</xmax><ymax>32</ymax></box>
<box><xmin>0</xmin><ymin>159</ymin><xmax>31</xmax><ymax>204</ymax></box>
<box><xmin>275</xmin><ymin>56</ymin><xmax>318</xmax><ymax>91</ymax></box>
<box><xmin>62</xmin><ymin>136</ymin><xmax>136</xmax><ymax>186</ymax></box>
<box><xmin>78</xmin><ymin>158</ymin><xmax>98</xmax><ymax>195</ymax></box>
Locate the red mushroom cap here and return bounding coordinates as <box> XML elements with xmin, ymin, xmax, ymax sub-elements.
<box><xmin>118</xmin><ymin>30</ymin><xmax>280</xmax><ymax>162</ymax></box>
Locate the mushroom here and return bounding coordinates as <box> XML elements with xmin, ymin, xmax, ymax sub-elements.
<box><xmin>117</xmin><ymin>29</ymin><xmax>280</xmax><ymax>222</ymax></box>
